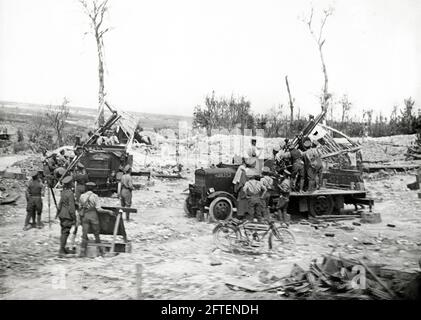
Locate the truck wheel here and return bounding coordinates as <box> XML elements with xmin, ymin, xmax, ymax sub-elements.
<box><xmin>209</xmin><ymin>197</ymin><xmax>233</xmax><ymax>221</ymax></box>
<box><xmin>184</xmin><ymin>196</ymin><xmax>196</xmax><ymax>217</ymax></box>
<box><xmin>309</xmin><ymin>195</ymin><xmax>334</xmax><ymax>216</ymax></box>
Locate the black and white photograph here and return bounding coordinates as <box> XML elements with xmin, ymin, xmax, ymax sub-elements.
<box><xmin>0</xmin><ymin>0</ymin><xmax>421</xmax><ymax>306</ymax></box>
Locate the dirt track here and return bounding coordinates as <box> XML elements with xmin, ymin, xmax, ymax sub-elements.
<box><xmin>1</xmin><ymin>170</ymin><xmax>421</xmax><ymax>300</ymax></box>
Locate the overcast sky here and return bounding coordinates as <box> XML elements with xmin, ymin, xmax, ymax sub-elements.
<box><xmin>0</xmin><ymin>0</ymin><xmax>420</xmax><ymax>118</ymax></box>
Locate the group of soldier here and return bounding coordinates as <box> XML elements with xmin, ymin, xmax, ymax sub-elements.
<box><xmin>275</xmin><ymin>136</ymin><xmax>324</xmax><ymax>193</ymax></box>
<box><xmin>96</xmin><ymin>129</ymin><xmax>120</xmax><ymax>146</ymax></box>
<box><xmin>232</xmin><ymin>136</ymin><xmax>324</xmax><ymax>224</ymax></box>
<box><xmin>232</xmin><ymin>159</ymin><xmax>292</xmax><ymax>225</ymax></box>
<box><xmin>23</xmin><ymin>155</ymin><xmax>134</xmax><ymax>257</ymax></box>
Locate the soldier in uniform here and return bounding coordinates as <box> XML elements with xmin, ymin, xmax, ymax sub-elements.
<box><xmin>23</xmin><ymin>171</ymin><xmax>45</xmax><ymax>230</ymax></box>
<box><xmin>260</xmin><ymin>166</ymin><xmax>274</xmax><ymax>218</ymax></box>
<box><xmin>243</xmin><ymin>175</ymin><xmax>267</xmax><ymax>221</ymax></box>
<box><xmin>73</xmin><ymin>163</ymin><xmax>89</xmax><ymax>203</ymax></box>
<box><xmin>56</xmin><ymin>150</ymin><xmax>68</xmax><ymax>168</ymax></box>
<box><xmin>105</xmin><ymin>130</ymin><xmax>120</xmax><ymax>145</ymax></box>
<box><xmin>303</xmin><ymin>140</ymin><xmax>323</xmax><ymax>191</ymax></box>
<box><xmin>289</xmin><ymin>146</ymin><xmax>305</xmax><ymax>193</ymax></box>
<box><xmin>78</xmin><ymin>182</ymin><xmax>114</xmax><ymax>257</ymax></box>
<box><xmin>119</xmin><ymin>164</ymin><xmax>134</xmax><ymax>221</ymax></box>
<box><xmin>56</xmin><ymin>176</ymin><xmax>76</xmax><ymax>256</ymax></box>
<box><xmin>232</xmin><ymin>158</ymin><xmax>248</xmax><ymax>219</ymax></box>
<box><xmin>276</xmin><ymin>169</ymin><xmax>291</xmax><ymax>226</ymax></box>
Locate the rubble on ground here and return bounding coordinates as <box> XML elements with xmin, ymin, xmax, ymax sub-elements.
<box><xmin>0</xmin><ymin>178</ymin><xmax>22</xmax><ymax>206</ymax></box>
<box><xmin>226</xmin><ymin>253</ymin><xmax>421</xmax><ymax>300</ymax></box>
<box><xmin>9</xmin><ymin>155</ymin><xmax>43</xmax><ymax>177</ymax></box>
<box><xmin>405</xmin><ymin>133</ymin><xmax>421</xmax><ymax>160</ymax></box>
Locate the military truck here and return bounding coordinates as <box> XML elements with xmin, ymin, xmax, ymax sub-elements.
<box><xmin>184</xmin><ymin>164</ymin><xmax>373</xmax><ymax>221</ymax></box>
<box><xmin>184</xmin><ymin>110</ymin><xmax>373</xmax><ymax>221</ymax></box>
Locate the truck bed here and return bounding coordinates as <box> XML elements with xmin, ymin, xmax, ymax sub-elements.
<box><xmin>290</xmin><ymin>188</ymin><xmax>367</xmax><ymax>197</ymax></box>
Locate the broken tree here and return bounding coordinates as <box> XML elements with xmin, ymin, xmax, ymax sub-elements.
<box><xmin>79</xmin><ymin>0</ymin><xmax>110</xmax><ymax>127</ymax></box>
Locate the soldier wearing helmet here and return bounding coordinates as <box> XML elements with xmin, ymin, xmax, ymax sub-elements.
<box><xmin>276</xmin><ymin>169</ymin><xmax>291</xmax><ymax>226</ymax></box>
<box><xmin>119</xmin><ymin>164</ymin><xmax>134</xmax><ymax>221</ymax></box>
<box><xmin>78</xmin><ymin>182</ymin><xmax>114</xmax><ymax>257</ymax></box>
<box><xmin>56</xmin><ymin>176</ymin><xmax>76</xmax><ymax>256</ymax></box>
<box><xmin>23</xmin><ymin>171</ymin><xmax>45</xmax><ymax>230</ymax></box>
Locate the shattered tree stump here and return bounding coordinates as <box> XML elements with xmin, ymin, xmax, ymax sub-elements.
<box><xmin>360</xmin><ymin>211</ymin><xmax>382</xmax><ymax>224</ymax></box>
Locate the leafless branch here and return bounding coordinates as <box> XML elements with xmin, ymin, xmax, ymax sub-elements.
<box><xmin>318</xmin><ymin>8</ymin><xmax>333</xmax><ymax>43</ymax></box>
<box><xmin>99</xmin><ymin>27</ymin><xmax>110</xmax><ymax>38</ymax></box>
<box><xmin>302</xmin><ymin>5</ymin><xmax>334</xmax><ymax>113</ymax></box>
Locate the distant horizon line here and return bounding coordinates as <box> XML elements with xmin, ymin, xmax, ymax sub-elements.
<box><xmin>0</xmin><ymin>99</ymin><xmax>193</xmax><ymax>119</ymax></box>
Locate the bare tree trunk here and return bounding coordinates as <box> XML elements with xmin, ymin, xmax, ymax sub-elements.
<box><xmin>96</xmin><ymin>33</ymin><xmax>105</xmax><ymax>126</ymax></box>
<box><xmin>285</xmin><ymin>75</ymin><xmax>294</xmax><ymax>123</ymax></box>
<box><xmin>319</xmin><ymin>45</ymin><xmax>329</xmax><ymax>113</ymax></box>
<box><xmin>80</xmin><ymin>0</ymin><xmax>110</xmax><ymax>127</ymax></box>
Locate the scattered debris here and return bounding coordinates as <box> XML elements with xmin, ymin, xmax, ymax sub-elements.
<box><xmin>387</xmin><ymin>224</ymin><xmax>396</xmax><ymax>228</ymax></box>
<box><xmin>360</xmin><ymin>212</ymin><xmax>382</xmax><ymax>224</ymax></box>
<box><xmin>310</xmin><ymin>215</ymin><xmax>360</xmax><ymax>222</ymax></box>
<box><xmin>226</xmin><ymin>254</ymin><xmax>420</xmax><ymax>300</ymax></box>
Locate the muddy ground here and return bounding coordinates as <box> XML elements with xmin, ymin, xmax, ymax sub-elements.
<box><xmin>1</xmin><ymin>167</ymin><xmax>421</xmax><ymax>300</ymax></box>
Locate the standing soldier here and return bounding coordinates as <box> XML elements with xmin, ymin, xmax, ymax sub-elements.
<box><xmin>73</xmin><ymin>163</ymin><xmax>89</xmax><ymax>203</ymax></box>
<box><xmin>303</xmin><ymin>140</ymin><xmax>323</xmax><ymax>191</ymax></box>
<box><xmin>78</xmin><ymin>182</ymin><xmax>114</xmax><ymax>257</ymax></box>
<box><xmin>245</xmin><ymin>138</ymin><xmax>262</xmax><ymax>170</ymax></box>
<box><xmin>232</xmin><ymin>158</ymin><xmax>248</xmax><ymax>219</ymax></box>
<box><xmin>69</xmin><ymin>163</ymin><xmax>88</xmax><ymax>252</ymax></box>
<box><xmin>56</xmin><ymin>176</ymin><xmax>76</xmax><ymax>256</ymax></box>
<box><xmin>289</xmin><ymin>146</ymin><xmax>305</xmax><ymax>193</ymax></box>
<box><xmin>276</xmin><ymin>170</ymin><xmax>291</xmax><ymax>226</ymax></box>
<box><xmin>260</xmin><ymin>166</ymin><xmax>274</xmax><ymax>218</ymax></box>
<box><xmin>23</xmin><ymin>171</ymin><xmax>45</xmax><ymax>230</ymax></box>
<box><xmin>243</xmin><ymin>175</ymin><xmax>267</xmax><ymax>222</ymax></box>
<box><xmin>119</xmin><ymin>164</ymin><xmax>134</xmax><ymax>221</ymax></box>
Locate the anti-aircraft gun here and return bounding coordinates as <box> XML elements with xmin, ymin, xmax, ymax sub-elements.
<box><xmin>55</xmin><ymin>101</ymin><xmax>133</xmax><ymax>195</ymax></box>
<box><xmin>283</xmin><ymin>108</ymin><xmax>327</xmax><ymax>152</ymax></box>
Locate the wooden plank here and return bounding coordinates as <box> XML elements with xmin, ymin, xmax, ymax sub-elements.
<box><xmin>102</xmin><ymin>206</ymin><xmax>138</xmax><ymax>213</ymax></box>
<box><xmin>152</xmin><ymin>174</ymin><xmax>186</xmax><ymax>179</ymax></box>
<box><xmin>358</xmin><ymin>259</ymin><xmax>396</xmax><ymax>299</ymax></box>
<box><xmin>111</xmin><ymin>212</ymin><xmax>122</xmax><ymax>255</ymax></box>
<box><xmin>290</xmin><ymin>189</ymin><xmax>367</xmax><ymax>197</ymax></box>
<box><xmin>312</xmin><ymin>214</ymin><xmax>360</xmax><ymax>219</ymax></box>
<box><xmin>321</xmin><ymin>146</ymin><xmax>361</xmax><ymax>159</ymax></box>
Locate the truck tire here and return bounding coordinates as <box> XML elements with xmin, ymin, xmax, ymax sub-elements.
<box><xmin>309</xmin><ymin>195</ymin><xmax>334</xmax><ymax>216</ymax></box>
<box><xmin>209</xmin><ymin>197</ymin><xmax>233</xmax><ymax>221</ymax></box>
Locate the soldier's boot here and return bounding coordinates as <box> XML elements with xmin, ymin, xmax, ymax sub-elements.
<box><xmin>31</xmin><ymin>212</ymin><xmax>36</xmax><ymax>227</ymax></box>
<box><xmin>276</xmin><ymin>210</ymin><xmax>282</xmax><ymax>222</ymax></box>
<box><xmin>36</xmin><ymin>215</ymin><xmax>43</xmax><ymax>229</ymax></box>
<box><xmin>58</xmin><ymin>234</ymin><xmax>69</xmax><ymax>256</ymax></box>
<box><xmin>23</xmin><ymin>214</ymin><xmax>32</xmax><ymax>231</ymax></box>
<box><xmin>98</xmin><ymin>246</ymin><xmax>105</xmax><ymax>257</ymax></box>
<box><xmin>282</xmin><ymin>210</ymin><xmax>291</xmax><ymax>226</ymax></box>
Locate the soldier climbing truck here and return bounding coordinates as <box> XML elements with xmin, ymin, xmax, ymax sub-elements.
<box><xmin>184</xmin><ymin>110</ymin><xmax>374</xmax><ymax>221</ymax></box>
